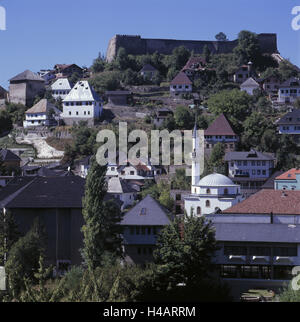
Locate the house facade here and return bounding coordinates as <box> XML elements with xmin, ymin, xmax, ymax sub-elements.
<box><xmin>231</xmin><ymin>62</ymin><xmax>253</xmax><ymax>83</ymax></box>
<box><xmin>23</xmin><ymin>99</ymin><xmax>61</xmax><ymax>128</ymax></box>
<box><xmin>51</xmin><ymin>78</ymin><xmax>73</xmax><ymax>100</ymax></box>
<box><xmin>170</xmin><ymin>72</ymin><xmax>192</xmax><ymax>96</ymax></box>
<box><xmin>274</xmin><ymin>168</ymin><xmax>300</xmax><ymax>190</ymax></box>
<box><xmin>208</xmin><ymin>189</ymin><xmax>300</xmax><ymax>294</ymax></box>
<box><xmin>181</xmin><ymin>56</ymin><xmax>206</xmax><ymax>79</ymax></box>
<box><xmin>204</xmin><ymin>114</ymin><xmax>239</xmax><ymax>155</ymax></box>
<box><xmin>278</xmin><ymin>77</ymin><xmax>300</xmax><ymax>103</ymax></box>
<box><xmin>276</xmin><ymin>109</ymin><xmax>300</xmax><ymax>144</ymax></box>
<box><xmin>262</xmin><ymin>76</ymin><xmax>280</xmax><ymax>97</ymax></box>
<box><xmin>240</xmin><ymin>77</ymin><xmax>260</xmax><ymax>95</ymax></box>
<box><xmin>61</xmin><ymin>80</ymin><xmax>102</xmax><ymax>126</ymax></box>
<box><xmin>54</xmin><ymin>64</ymin><xmax>83</xmax><ymax>78</ymax></box>
<box><xmin>140</xmin><ymin>64</ymin><xmax>158</xmax><ymax>81</ymax></box>
<box><xmin>9</xmin><ymin>70</ymin><xmax>45</xmax><ymax>107</ymax></box>
<box><xmin>225</xmin><ymin>150</ymin><xmax>275</xmax><ymax>196</ymax></box>
<box><xmin>120</xmin><ymin>195</ymin><xmax>171</xmax><ymax>265</ymax></box>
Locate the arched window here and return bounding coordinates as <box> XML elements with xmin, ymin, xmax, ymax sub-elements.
<box><xmin>206</xmin><ymin>188</ymin><xmax>211</xmax><ymax>194</ymax></box>
<box><xmin>224</xmin><ymin>188</ymin><xmax>228</xmax><ymax>195</ymax></box>
<box><xmin>206</xmin><ymin>200</ymin><xmax>210</xmax><ymax>208</ymax></box>
<box><xmin>197</xmin><ymin>207</ymin><xmax>201</xmax><ymax>215</ymax></box>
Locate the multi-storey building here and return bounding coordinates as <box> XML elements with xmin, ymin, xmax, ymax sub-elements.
<box><xmin>278</xmin><ymin>77</ymin><xmax>300</xmax><ymax>103</ymax></box>
<box><xmin>61</xmin><ymin>80</ymin><xmax>102</xmax><ymax>126</ymax></box>
<box><xmin>274</xmin><ymin>168</ymin><xmax>300</xmax><ymax>191</ymax></box>
<box><xmin>51</xmin><ymin>78</ymin><xmax>73</xmax><ymax>100</ymax></box>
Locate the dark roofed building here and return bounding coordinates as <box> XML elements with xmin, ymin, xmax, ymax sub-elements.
<box><xmin>0</xmin><ymin>85</ymin><xmax>8</xmax><ymax>100</ymax></box>
<box><xmin>9</xmin><ymin>70</ymin><xmax>45</xmax><ymax>107</ymax></box>
<box><xmin>181</xmin><ymin>56</ymin><xmax>207</xmax><ymax>78</ymax></box>
<box><xmin>120</xmin><ymin>195</ymin><xmax>172</xmax><ymax>264</ymax></box>
<box><xmin>140</xmin><ymin>64</ymin><xmax>158</xmax><ymax>81</ymax></box>
<box><xmin>276</xmin><ymin>109</ymin><xmax>300</xmax><ymax>144</ymax></box>
<box><xmin>1</xmin><ymin>176</ymin><xmax>86</xmax><ymax>268</ymax></box>
<box><xmin>0</xmin><ymin>149</ymin><xmax>21</xmax><ymax>170</ymax></box>
<box><xmin>278</xmin><ymin>77</ymin><xmax>300</xmax><ymax>103</ymax></box>
<box><xmin>204</xmin><ymin>114</ymin><xmax>239</xmax><ymax>155</ymax></box>
<box><xmin>54</xmin><ymin>64</ymin><xmax>83</xmax><ymax>78</ymax></box>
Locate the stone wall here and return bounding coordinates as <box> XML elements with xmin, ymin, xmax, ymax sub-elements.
<box><xmin>106</xmin><ymin>33</ymin><xmax>278</xmax><ymax>62</ymax></box>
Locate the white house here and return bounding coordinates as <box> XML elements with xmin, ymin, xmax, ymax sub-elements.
<box><xmin>170</xmin><ymin>72</ymin><xmax>192</xmax><ymax>96</ymax></box>
<box><xmin>23</xmin><ymin>99</ymin><xmax>61</xmax><ymax>128</ymax></box>
<box><xmin>184</xmin><ymin>124</ymin><xmax>243</xmax><ymax>216</ymax></box>
<box><xmin>240</xmin><ymin>77</ymin><xmax>260</xmax><ymax>95</ymax></box>
<box><xmin>51</xmin><ymin>78</ymin><xmax>73</xmax><ymax>100</ymax></box>
<box><xmin>107</xmin><ymin>177</ymin><xmax>137</xmax><ymax>211</ymax></box>
<box><xmin>61</xmin><ymin>80</ymin><xmax>102</xmax><ymax>126</ymax></box>
<box><xmin>278</xmin><ymin>77</ymin><xmax>300</xmax><ymax>103</ymax></box>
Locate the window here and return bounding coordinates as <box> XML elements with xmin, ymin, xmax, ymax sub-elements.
<box><xmin>130</xmin><ymin>171</ymin><xmax>134</xmax><ymax>175</ymax></box>
<box><xmin>224</xmin><ymin>246</ymin><xmax>247</xmax><ymax>256</ymax></box>
<box><xmin>206</xmin><ymin>188</ymin><xmax>211</xmax><ymax>194</ymax></box>
<box><xmin>76</xmin><ymin>111</ymin><xmax>79</xmax><ymax>115</ymax></box>
<box><xmin>251</xmin><ymin>161</ymin><xmax>255</xmax><ymax>166</ymax></box>
<box><xmin>238</xmin><ymin>161</ymin><xmax>242</xmax><ymax>166</ymax></box>
<box><xmin>249</xmin><ymin>246</ymin><xmax>271</xmax><ymax>256</ymax></box>
<box><xmin>240</xmin><ymin>265</ymin><xmax>260</xmax><ymax>279</ymax></box>
<box><xmin>243</xmin><ymin>161</ymin><xmax>247</xmax><ymax>166</ymax></box>
<box><xmin>136</xmin><ymin>227</ymin><xmax>140</xmax><ymax>235</ymax></box>
<box><xmin>262</xmin><ymin>161</ymin><xmax>266</xmax><ymax>166</ymax></box>
<box><xmin>224</xmin><ymin>188</ymin><xmax>228</xmax><ymax>195</ymax></box>
<box><xmin>221</xmin><ymin>265</ymin><xmax>238</xmax><ymax>278</ymax></box>
<box><xmin>69</xmin><ymin>111</ymin><xmax>71</xmax><ymax>116</ymax></box>
<box><xmin>147</xmin><ymin>227</ymin><xmax>151</xmax><ymax>235</ymax></box>
<box><xmin>140</xmin><ymin>208</ymin><xmax>147</xmax><ymax>216</ymax></box>
<box><xmin>262</xmin><ymin>170</ymin><xmax>266</xmax><ymax>175</ymax></box>
<box><xmin>141</xmin><ymin>227</ymin><xmax>145</xmax><ymax>235</ymax></box>
<box><xmin>197</xmin><ymin>207</ymin><xmax>201</xmax><ymax>215</ymax></box>
<box><xmin>137</xmin><ymin>248</ymin><xmax>141</xmax><ymax>255</ymax></box>
<box><xmin>257</xmin><ymin>161</ymin><xmax>261</xmax><ymax>166</ymax></box>
<box><xmin>273</xmin><ymin>246</ymin><xmax>297</xmax><ymax>257</ymax></box>
<box><xmin>257</xmin><ymin>170</ymin><xmax>261</xmax><ymax>175</ymax></box>
<box><xmin>252</xmin><ymin>170</ymin><xmax>256</xmax><ymax>175</ymax></box>
<box><xmin>130</xmin><ymin>227</ymin><xmax>134</xmax><ymax>235</ymax></box>
<box><xmin>205</xmin><ymin>200</ymin><xmax>210</xmax><ymax>208</ymax></box>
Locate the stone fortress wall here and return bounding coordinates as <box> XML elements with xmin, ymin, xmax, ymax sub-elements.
<box><xmin>106</xmin><ymin>33</ymin><xmax>278</xmax><ymax>62</ymax></box>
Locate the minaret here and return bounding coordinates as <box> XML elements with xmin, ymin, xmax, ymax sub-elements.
<box><xmin>191</xmin><ymin>122</ymin><xmax>200</xmax><ymax>193</ymax></box>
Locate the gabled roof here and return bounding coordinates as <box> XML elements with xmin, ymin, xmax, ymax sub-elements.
<box><xmin>204</xmin><ymin>114</ymin><xmax>236</xmax><ymax>136</ymax></box>
<box><xmin>25</xmin><ymin>99</ymin><xmax>60</xmax><ymax>115</ymax></box>
<box><xmin>0</xmin><ymin>149</ymin><xmax>21</xmax><ymax>162</ymax></box>
<box><xmin>54</xmin><ymin>64</ymin><xmax>83</xmax><ymax>71</ymax></box>
<box><xmin>5</xmin><ymin>176</ymin><xmax>85</xmax><ymax>209</ymax></box>
<box><xmin>276</xmin><ymin>109</ymin><xmax>300</xmax><ymax>125</ymax></box>
<box><xmin>107</xmin><ymin>177</ymin><xmax>136</xmax><ymax>194</ymax></box>
<box><xmin>120</xmin><ymin>195</ymin><xmax>171</xmax><ymax>226</ymax></box>
<box><xmin>223</xmin><ymin>189</ymin><xmax>300</xmax><ymax>215</ymax></box>
<box><xmin>170</xmin><ymin>72</ymin><xmax>192</xmax><ymax>85</ymax></box>
<box><xmin>279</xmin><ymin>77</ymin><xmax>300</xmax><ymax>88</ymax></box>
<box><xmin>224</xmin><ymin>150</ymin><xmax>275</xmax><ymax>161</ymax></box>
<box><xmin>240</xmin><ymin>77</ymin><xmax>260</xmax><ymax>88</ymax></box>
<box><xmin>140</xmin><ymin>64</ymin><xmax>157</xmax><ymax>72</ymax></box>
<box><xmin>275</xmin><ymin>168</ymin><xmax>300</xmax><ymax>181</ymax></box>
<box><xmin>51</xmin><ymin>78</ymin><xmax>73</xmax><ymax>91</ymax></box>
<box><xmin>10</xmin><ymin>70</ymin><xmax>45</xmax><ymax>82</ymax></box>
<box><xmin>63</xmin><ymin>81</ymin><xmax>101</xmax><ymax>102</ymax></box>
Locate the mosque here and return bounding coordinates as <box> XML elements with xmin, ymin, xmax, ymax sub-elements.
<box><xmin>184</xmin><ymin>124</ymin><xmax>244</xmax><ymax>216</ymax></box>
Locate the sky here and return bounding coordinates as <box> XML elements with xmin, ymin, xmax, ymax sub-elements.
<box><xmin>0</xmin><ymin>0</ymin><xmax>299</xmax><ymax>88</ymax></box>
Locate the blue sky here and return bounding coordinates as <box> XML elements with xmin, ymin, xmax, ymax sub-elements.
<box><xmin>0</xmin><ymin>0</ymin><xmax>299</xmax><ymax>88</ymax></box>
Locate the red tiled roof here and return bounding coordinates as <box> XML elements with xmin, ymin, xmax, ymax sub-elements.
<box><xmin>170</xmin><ymin>72</ymin><xmax>192</xmax><ymax>85</ymax></box>
<box><xmin>204</xmin><ymin>114</ymin><xmax>236</xmax><ymax>136</ymax></box>
<box><xmin>223</xmin><ymin>189</ymin><xmax>300</xmax><ymax>215</ymax></box>
<box><xmin>182</xmin><ymin>57</ymin><xmax>206</xmax><ymax>71</ymax></box>
<box><xmin>275</xmin><ymin>168</ymin><xmax>300</xmax><ymax>180</ymax></box>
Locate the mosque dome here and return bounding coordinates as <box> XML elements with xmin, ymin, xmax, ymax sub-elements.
<box><xmin>197</xmin><ymin>173</ymin><xmax>235</xmax><ymax>187</ymax></box>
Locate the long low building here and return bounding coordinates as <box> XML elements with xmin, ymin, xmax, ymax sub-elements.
<box><xmin>207</xmin><ymin>189</ymin><xmax>300</xmax><ymax>297</ymax></box>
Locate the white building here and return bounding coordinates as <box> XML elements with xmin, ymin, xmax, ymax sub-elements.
<box><xmin>240</xmin><ymin>77</ymin><xmax>260</xmax><ymax>95</ymax></box>
<box><xmin>107</xmin><ymin>177</ymin><xmax>137</xmax><ymax>211</ymax></box>
<box><xmin>184</xmin><ymin>124</ymin><xmax>243</xmax><ymax>216</ymax></box>
<box><xmin>51</xmin><ymin>78</ymin><xmax>73</xmax><ymax>100</ymax></box>
<box><xmin>23</xmin><ymin>99</ymin><xmax>61</xmax><ymax>128</ymax></box>
<box><xmin>61</xmin><ymin>80</ymin><xmax>102</xmax><ymax>126</ymax></box>
<box><xmin>278</xmin><ymin>77</ymin><xmax>300</xmax><ymax>103</ymax></box>
<box><xmin>170</xmin><ymin>72</ymin><xmax>192</xmax><ymax>96</ymax></box>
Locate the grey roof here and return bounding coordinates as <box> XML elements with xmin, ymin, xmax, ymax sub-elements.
<box><xmin>212</xmin><ymin>222</ymin><xmax>300</xmax><ymax>243</ymax></box>
<box><xmin>51</xmin><ymin>78</ymin><xmax>73</xmax><ymax>91</ymax></box>
<box><xmin>277</xmin><ymin>109</ymin><xmax>300</xmax><ymax>125</ymax></box>
<box><xmin>6</xmin><ymin>176</ymin><xmax>85</xmax><ymax>209</ymax></box>
<box><xmin>63</xmin><ymin>80</ymin><xmax>101</xmax><ymax>102</ymax></box>
<box><xmin>120</xmin><ymin>195</ymin><xmax>171</xmax><ymax>226</ymax></box>
<box><xmin>240</xmin><ymin>77</ymin><xmax>260</xmax><ymax>88</ymax></box>
<box><xmin>10</xmin><ymin>70</ymin><xmax>45</xmax><ymax>82</ymax></box>
<box><xmin>140</xmin><ymin>64</ymin><xmax>157</xmax><ymax>72</ymax></box>
<box><xmin>25</xmin><ymin>99</ymin><xmax>60</xmax><ymax>115</ymax></box>
<box><xmin>107</xmin><ymin>177</ymin><xmax>136</xmax><ymax>194</ymax></box>
<box><xmin>0</xmin><ymin>149</ymin><xmax>21</xmax><ymax>162</ymax></box>
<box><xmin>224</xmin><ymin>150</ymin><xmax>275</xmax><ymax>161</ymax></box>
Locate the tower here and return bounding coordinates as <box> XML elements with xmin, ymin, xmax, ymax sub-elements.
<box><xmin>191</xmin><ymin>123</ymin><xmax>201</xmax><ymax>192</ymax></box>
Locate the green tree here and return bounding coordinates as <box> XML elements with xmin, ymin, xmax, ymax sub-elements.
<box><xmin>114</xmin><ymin>47</ymin><xmax>131</xmax><ymax>71</ymax></box>
<box><xmin>171</xmin><ymin>168</ymin><xmax>190</xmax><ymax>191</ymax></box>
<box><xmin>81</xmin><ymin>158</ymin><xmax>123</xmax><ymax>270</ymax></box>
<box><xmin>278</xmin><ymin>60</ymin><xmax>299</xmax><ymax>81</ymax></box>
<box><xmin>209</xmin><ymin>142</ymin><xmax>226</xmax><ymax>174</ymax></box>
<box><xmin>203</xmin><ymin>45</ymin><xmax>211</xmax><ymax>63</ymax></box>
<box><xmin>215</xmin><ymin>32</ymin><xmax>228</xmax><ymax>41</ymax></box>
<box><xmin>154</xmin><ymin>215</ymin><xmax>218</xmax><ymax>289</ymax></box>
<box><xmin>91</xmin><ymin>53</ymin><xmax>106</xmax><ymax>73</ymax></box>
<box><xmin>174</xmin><ymin>105</ymin><xmax>193</xmax><ymax>129</ymax></box>
<box><xmin>207</xmin><ymin>89</ymin><xmax>253</xmax><ymax>133</ymax></box>
<box><xmin>90</xmin><ymin>71</ymin><xmax>122</xmax><ymax>94</ymax></box>
<box><xmin>5</xmin><ymin>218</ymin><xmax>47</xmax><ymax>297</ymax></box>
<box><xmin>0</xmin><ymin>210</ymin><xmax>20</xmax><ymax>266</ymax></box>
<box><xmin>234</xmin><ymin>30</ymin><xmax>260</xmax><ymax>65</ymax></box>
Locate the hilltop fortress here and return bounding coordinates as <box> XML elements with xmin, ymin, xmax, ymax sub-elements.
<box><xmin>106</xmin><ymin>33</ymin><xmax>278</xmax><ymax>62</ymax></box>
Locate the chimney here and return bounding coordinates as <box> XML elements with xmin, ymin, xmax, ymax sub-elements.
<box><xmin>270</xmin><ymin>212</ymin><xmax>274</xmax><ymax>224</ymax></box>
